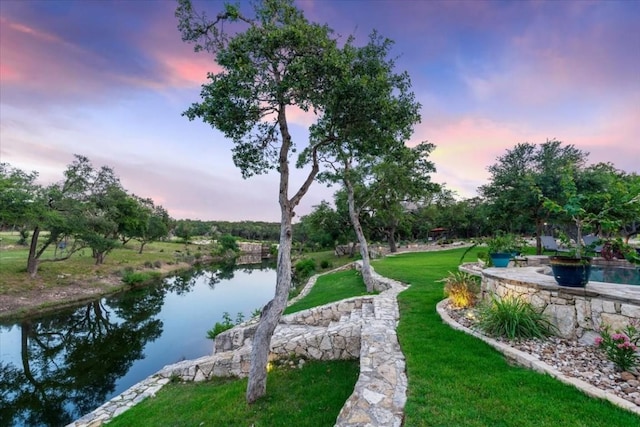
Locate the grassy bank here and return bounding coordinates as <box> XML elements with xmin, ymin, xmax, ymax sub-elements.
<box><xmin>108</xmin><ymin>258</ymin><xmax>368</xmax><ymax>427</ymax></box>
<box><xmin>106</xmin><ymin>247</ymin><xmax>639</xmax><ymax>426</ymax></box>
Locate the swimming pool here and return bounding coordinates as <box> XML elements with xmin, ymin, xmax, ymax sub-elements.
<box><xmin>590</xmin><ymin>265</ymin><xmax>640</xmax><ymax>286</ymax></box>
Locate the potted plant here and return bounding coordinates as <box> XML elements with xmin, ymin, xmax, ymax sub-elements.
<box><xmin>459</xmin><ymin>233</ymin><xmax>524</xmax><ymax>268</ymax></box>
<box><xmin>542</xmin><ymin>169</ymin><xmax>595</xmax><ymax>287</ymax></box>
<box><xmin>486</xmin><ymin>232</ymin><xmax>520</xmax><ymax>268</ymax></box>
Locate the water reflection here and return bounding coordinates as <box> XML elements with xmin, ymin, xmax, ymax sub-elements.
<box><xmin>0</xmin><ymin>262</ymin><xmax>276</xmax><ymax>427</ymax></box>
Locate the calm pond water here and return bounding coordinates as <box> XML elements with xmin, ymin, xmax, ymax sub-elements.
<box><xmin>0</xmin><ymin>262</ymin><xmax>276</xmax><ymax>427</ymax></box>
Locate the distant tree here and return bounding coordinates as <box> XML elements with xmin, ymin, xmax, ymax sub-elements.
<box><xmin>480</xmin><ymin>139</ymin><xmax>587</xmax><ymax>254</ymax></box>
<box><xmin>295</xmin><ymin>201</ymin><xmax>346</xmax><ymax>250</ymax></box>
<box><xmin>575</xmin><ymin>163</ymin><xmax>640</xmax><ymax>241</ymax></box>
<box><xmin>0</xmin><ymin>163</ymin><xmax>40</xmax><ymax>232</ymax></box>
<box><xmin>136</xmin><ymin>200</ymin><xmax>171</xmax><ymax>254</ymax></box>
<box><xmin>366</xmin><ymin>143</ymin><xmax>439</xmax><ymax>252</ymax></box>
<box><xmin>114</xmin><ymin>194</ymin><xmax>150</xmax><ymax>246</ymax></box>
<box><xmin>174</xmin><ymin>220</ymin><xmax>193</xmax><ymax>244</ymax></box>
<box><xmin>24</xmin><ymin>155</ymin><xmax>140</xmax><ymax>275</ymax></box>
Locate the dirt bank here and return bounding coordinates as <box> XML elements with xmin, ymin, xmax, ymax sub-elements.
<box><xmin>0</xmin><ymin>263</ymin><xmax>190</xmax><ymax>322</ymax></box>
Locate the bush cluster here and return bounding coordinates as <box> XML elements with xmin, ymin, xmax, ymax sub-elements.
<box><xmin>595</xmin><ymin>321</ymin><xmax>640</xmax><ymax>371</ymax></box>
<box><xmin>294</xmin><ymin>258</ymin><xmax>316</xmax><ymax>281</ymax></box>
<box><xmin>442</xmin><ymin>271</ymin><xmax>480</xmax><ymax>309</ymax></box>
<box><xmin>476</xmin><ymin>295</ymin><xmax>555</xmax><ymax>340</ymax></box>
<box><xmin>206</xmin><ymin>312</ymin><xmax>245</xmax><ymax>340</ymax></box>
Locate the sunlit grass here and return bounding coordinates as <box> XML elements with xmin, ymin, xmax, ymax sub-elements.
<box><xmin>284</xmin><ymin>268</ymin><xmax>370</xmax><ymax>314</ymax></box>
<box><xmin>108</xmin><ymin>359</ymin><xmax>359</xmax><ymax>427</ymax></box>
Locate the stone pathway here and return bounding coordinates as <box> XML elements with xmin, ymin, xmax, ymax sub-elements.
<box><xmin>68</xmin><ymin>263</ymin><xmax>409</xmax><ymax>427</ymax></box>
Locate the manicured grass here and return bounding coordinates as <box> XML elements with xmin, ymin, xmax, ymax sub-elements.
<box><xmin>108</xmin><ymin>359</ymin><xmax>359</xmax><ymax>427</ymax></box>
<box><xmin>284</xmin><ymin>268</ymin><xmax>370</xmax><ymax>314</ymax></box>
<box><xmin>373</xmin><ymin>248</ymin><xmax>639</xmax><ymax>426</ymax></box>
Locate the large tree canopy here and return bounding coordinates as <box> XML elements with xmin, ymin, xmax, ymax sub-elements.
<box><xmin>176</xmin><ymin>0</ymin><xmax>425</xmax><ymax>400</ymax></box>
<box><xmin>177</xmin><ymin>0</ymin><xmax>346</xmax><ymax>402</ymax></box>
<box><xmin>480</xmin><ymin>139</ymin><xmax>588</xmax><ymax>254</ymax></box>
<box><xmin>311</xmin><ymin>33</ymin><xmax>426</xmax><ymax>289</ymax></box>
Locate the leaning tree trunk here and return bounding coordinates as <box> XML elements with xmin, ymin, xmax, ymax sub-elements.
<box><xmin>27</xmin><ymin>226</ymin><xmax>41</xmax><ymax>278</ymax></box>
<box><xmin>345</xmin><ymin>179</ymin><xmax>375</xmax><ymax>292</ymax></box>
<box><xmin>246</xmin><ymin>105</ymin><xmax>306</xmax><ymax>403</ymax></box>
<box><xmin>246</xmin><ymin>214</ymin><xmax>293</xmax><ymax>402</ymax></box>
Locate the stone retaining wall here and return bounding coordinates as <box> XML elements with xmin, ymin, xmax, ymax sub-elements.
<box><xmin>461</xmin><ymin>262</ymin><xmax>640</xmax><ymax>341</ymax></box>
<box><xmin>69</xmin><ymin>262</ymin><xmax>409</xmax><ymax>427</ymax></box>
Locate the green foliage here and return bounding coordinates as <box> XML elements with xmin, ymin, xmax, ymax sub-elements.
<box><xmin>320</xmin><ymin>259</ymin><xmax>332</xmax><ymax>269</ymax></box>
<box><xmin>217</xmin><ymin>234</ymin><xmax>239</xmax><ymax>255</ymax></box>
<box><xmin>595</xmin><ymin>321</ymin><xmax>640</xmax><ymax>371</ymax></box>
<box><xmin>294</xmin><ymin>258</ymin><xmax>316</xmax><ymax>282</ymax></box>
<box><xmin>206</xmin><ymin>311</ymin><xmax>245</xmax><ymax>340</ymax></box>
<box><xmin>486</xmin><ymin>232</ymin><xmax>523</xmax><ymax>254</ymax></box>
<box><xmin>441</xmin><ymin>271</ymin><xmax>480</xmax><ymax>308</ymax></box>
<box><xmin>481</xmin><ymin>140</ymin><xmax>588</xmax><ymax>239</ymax></box>
<box><xmin>476</xmin><ymin>295</ymin><xmax>556</xmax><ymax>340</ymax></box>
<box><xmin>121</xmin><ymin>269</ymin><xmax>160</xmax><ymax>286</ymax></box>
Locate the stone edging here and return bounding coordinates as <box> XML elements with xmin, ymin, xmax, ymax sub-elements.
<box><xmin>68</xmin><ymin>262</ymin><xmax>409</xmax><ymax>427</ymax></box>
<box><xmin>436</xmin><ymin>298</ymin><xmax>640</xmax><ymax>416</ymax></box>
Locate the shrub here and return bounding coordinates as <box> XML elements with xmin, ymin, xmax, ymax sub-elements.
<box><xmin>294</xmin><ymin>258</ymin><xmax>316</xmax><ymax>280</ymax></box>
<box><xmin>153</xmin><ymin>260</ymin><xmax>162</xmax><ymax>268</ymax></box>
<box><xmin>121</xmin><ymin>270</ymin><xmax>159</xmax><ymax>286</ymax></box>
<box><xmin>144</xmin><ymin>261</ymin><xmax>153</xmax><ymax>268</ymax></box>
<box><xmin>320</xmin><ymin>259</ymin><xmax>332</xmax><ymax>269</ymax></box>
<box><xmin>595</xmin><ymin>321</ymin><xmax>640</xmax><ymax>371</ymax></box>
<box><xmin>206</xmin><ymin>311</ymin><xmax>244</xmax><ymax>340</ymax></box>
<box><xmin>476</xmin><ymin>295</ymin><xmax>555</xmax><ymax>340</ymax></box>
<box><xmin>442</xmin><ymin>271</ymin><xmax>480</xmax><ymax>308</ymax></box>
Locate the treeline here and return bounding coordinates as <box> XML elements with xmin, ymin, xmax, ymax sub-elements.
<box><xmin>1</xmin><ymin>156</ymin><xmax>172</xmax><ymax>276</ymax></box>
<box><xmin>172</xmin><ymin>219</ymin><xmax>280</xmax><ymax>242</ymax></box>
<box><xmin>294</xmin><ymin>140</ymin><xmax>640</xmax><ymax>253</ymax></box>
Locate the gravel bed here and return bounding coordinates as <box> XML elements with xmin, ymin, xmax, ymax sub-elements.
<box><xmin>444</xmin><ymin>302</ymin><xmax>640</xmax><ymax>408</ymax></box>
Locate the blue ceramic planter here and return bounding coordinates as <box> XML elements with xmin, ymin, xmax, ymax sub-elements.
<box><xmin>490</xmin><ymin>252</ymin><xmax>512</xmax><ymax>268</ymax></box>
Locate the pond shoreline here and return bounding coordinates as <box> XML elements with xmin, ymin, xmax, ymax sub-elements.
<box><xmin>0</xmin><ymin>262</ymin><xmax>194</xmax><ymax>322</ymax></box>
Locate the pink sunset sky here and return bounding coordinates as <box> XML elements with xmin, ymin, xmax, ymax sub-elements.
<box><xmin>1</xmin><ymin>0</ymin><xmax>638</xmax><ymax>221</ymax></box>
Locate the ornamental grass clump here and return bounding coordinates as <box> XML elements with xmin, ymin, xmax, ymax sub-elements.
<box><xmin>476</xmin><ymin>295</ymin><xmax>556</xmax><ymax>340</ymax></box>
<box><xmin>442</xmin><ymin>271</ymin><xmax>480</xmax><ymax>309</ymax></box>
<box><xmin>595</xmin><ymin>321</ymin><xmax>640</xmax><ymax>372</ymax></box>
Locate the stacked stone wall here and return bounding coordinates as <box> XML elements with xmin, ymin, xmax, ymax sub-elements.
<box><xmin>69</xmin><ymin>262</ymin><xmax>408</xmax><ymax>427</ymax></box>
<box><xmin>464</xmin><ymin>264</ymin><xmax>640</xmax><ymax>341</ymax></box>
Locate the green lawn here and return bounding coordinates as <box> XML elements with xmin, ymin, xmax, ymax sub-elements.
<box><xmin>284</xmin><ymin>268</ymin><xmax>372</xmax><ymax>314</ymax></box>
<box><xmin>373</xmin><ymin>248</ymin><xmax>638</xmax><ymax>426</ymax></box>
<box><xmin>103</xmin><ymin>247</ymin><xmax>640</xmax><ymax>426</ymax></box>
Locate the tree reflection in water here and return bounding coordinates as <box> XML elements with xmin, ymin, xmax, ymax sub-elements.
<box><xmin>1</xmin><ymin>287</ymin><xmax>164</xmax><ymax>426</ymax></box>
<box><xmin>0</xmin><ymin>260</ymin><xmax>276</xmax><ymax>427</ymax></box>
